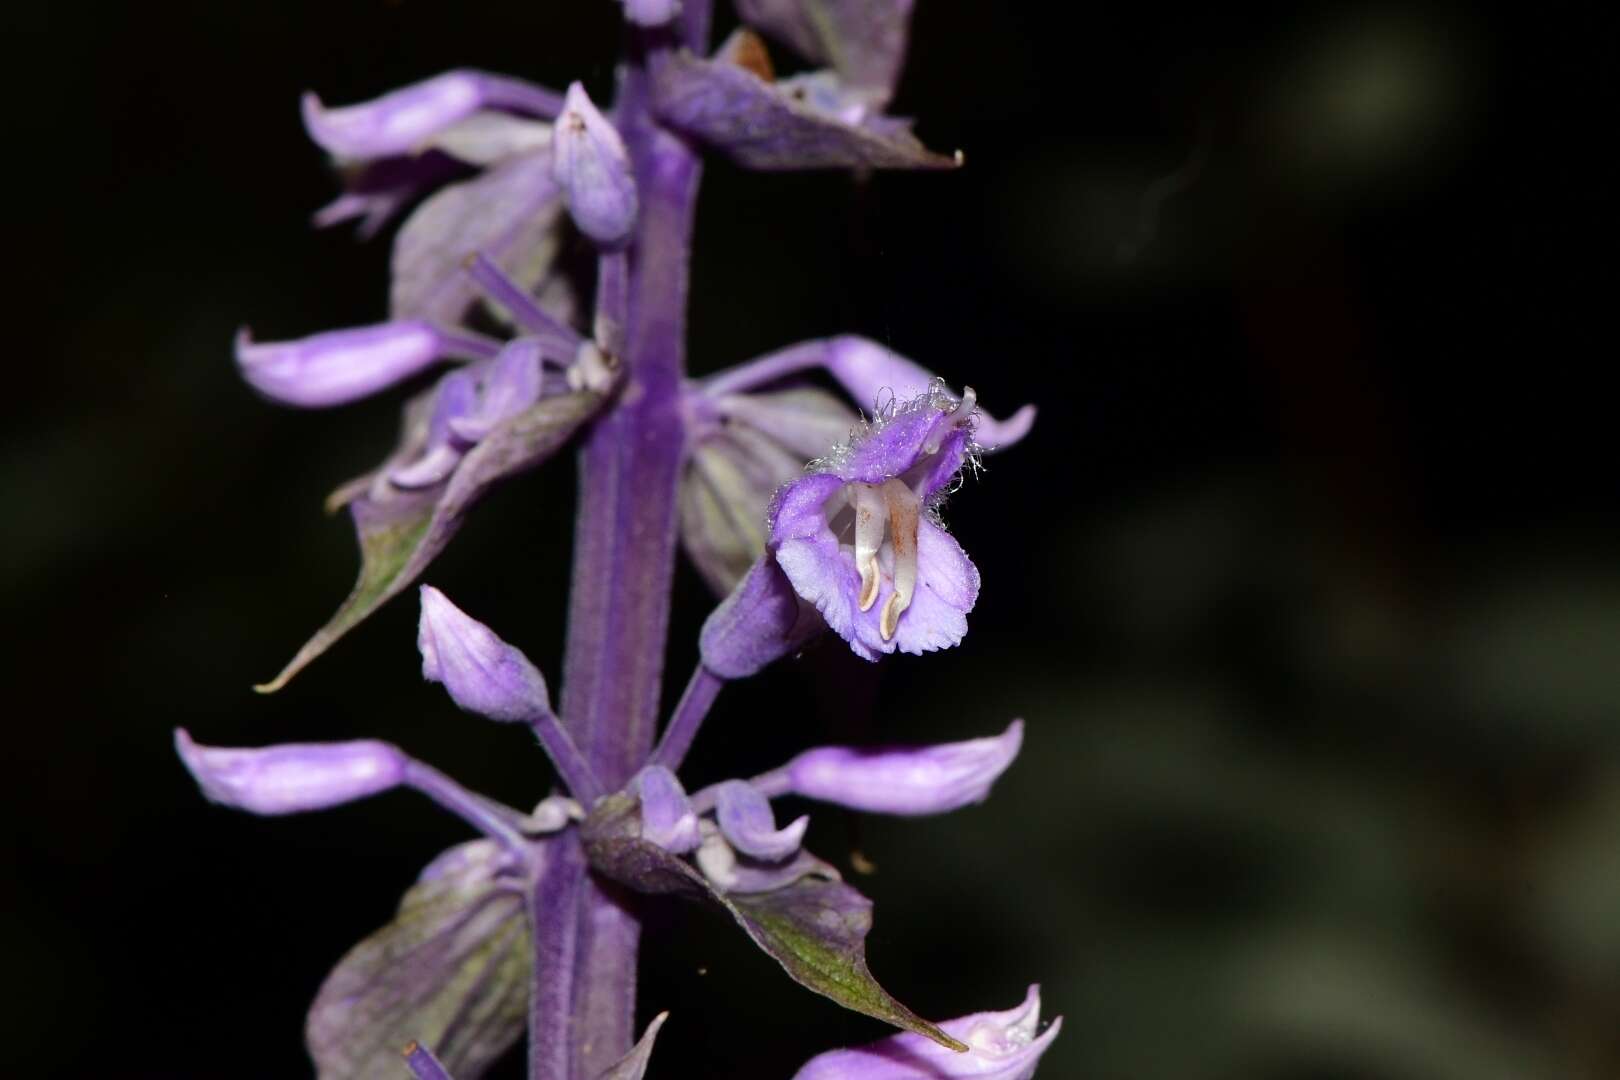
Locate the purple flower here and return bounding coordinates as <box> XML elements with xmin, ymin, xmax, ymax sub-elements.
<box><xmin>680</xmin><ymin>335</ymin><xmax>1031</xmax><ymax>598</ymax></box>
<box><xmin>792</xmin><ymin>986</ymin><xmax>1062</xmax><ymax>1080</ymax></box>
<box><xmin>234</xmin><ymin>321</ymin><xmax>502</xmax><ymax>408</ymax></box>
<box><xmin>174</xmin><ymin>729</ymin><xmax>407</xmax><ymax>815</ymax></box>
<box><xmin>770</xmin><ymin>386</ymin><xmax>982</xmax><ymax>659</ymax></box>
<box><xmin>785</xmin><ymin>721</ymin><xmax>1024</xmax><ymax>816</ymax></box>
<box><xmin>552</xmin><ymin>82</ymin><xmax>639</xmax><ymax>244</ymax></box>
<box><xmin>302</xmin><ymin>69</ymin><xmax>561</xmax><ymax>240</ymax></box>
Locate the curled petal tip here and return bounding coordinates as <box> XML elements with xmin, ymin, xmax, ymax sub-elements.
<box><xmin>715</xmin><ymin>780</ymin><xmax>807</xmax><ymax>860</ymax></box>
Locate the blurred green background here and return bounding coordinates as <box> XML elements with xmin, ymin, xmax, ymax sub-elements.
<box><xmin>5</xmin><ymin>1</ymin><xmax>1615</xmax><ymax>1077</ymax></box>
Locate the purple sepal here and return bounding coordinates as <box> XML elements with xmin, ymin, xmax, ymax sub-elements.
<box><xmin>681</xmin><ymin>384</ymin><xmax>857</xmax><ymax>595</ymax></box>
<box><xmin>633</xmin><ymin>766</ymin><xmax>701</xmax><ymax>854</ymax></box>
<box><xmin>302</xmin><ymin>70</ymin><xmax>561</xmax><ymax>160</ymax></box>
<box><xmin>699</xmin><ymin>557</ymin><xmax>823</xmax><ymax>678</ymax></box>
<box><xmin>787</xmin><ymin>721</ymin><xmax>1024</xmax><ymax>815</ymax></box>
<box><xmin>308</xmin><ymin>839</ymin><xmax>532</xmax><ymax>1080</ymax></box>
<box><xmin>174</xmin><ymin>729</ymin><xmax>405</xmax><ymax>815</ymax></box>
<box><xmin>255</xmin><ymin>380</ymin><xmax>610</xmax><ymax>693</ymax></box>
<box><xmin>651</xmin><ymin>30</ymin><xmax>959</xmax><ymax>171</ymax></box>
<box><xmin>713</xmin><ymin>779</ymin><xmax>809</xmax><ymax>860</ymax></box>
<box><xmin>824</xmin><ymin>337</ymin><xmax>1036</xmax><ymax>450</ymax></box>
<box><xmin>552</xmin><ymin>83</ymin><xmax>639</xmax><ymax>245</ymax></box>
<box><xmin>390</xmin><ymin>149</ymin><xmax>564</xmax><ymax>326</ymax></box>
<box><xmin>234</xmin><ymin>322</ymin><xmax>499</xmax><ymax>408</ymax></box>
<box><xmin>593</xmin><ymin>1011</ymin><xmax>669</xmax><ymax>1080</ymax></box>
<box><xmin>792</xmin><ymin>985</ymin><xmax>1062</xmax><ymax>1080</ymax></box>
<box><xmin>402</xmin><ymin>1040</ymin><xmax>453</xmax><ymax>1080</ymax></box>
<box><xmin>735</xmin><ymin>0</ymin><xmax>915</xmax><ymax>106</ymax></box>
<box><xmin>418</xmin><ymin>585</ymin><xmax>551</xmax><ymax>723</ymax></box>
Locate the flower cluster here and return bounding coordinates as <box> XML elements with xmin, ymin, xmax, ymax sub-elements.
<box><xmin>180</xmin><ymin>1</ymin><xmax>1059</xmax><ymax>1078</ymax></box>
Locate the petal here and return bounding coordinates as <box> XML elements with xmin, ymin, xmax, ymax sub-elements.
<box><xmin>713</xmin><ymin>780</ymin><xmax>808</xmax><ymax>860</ymax></box>
<box><xmin>552</xmin><ymin>82</ymin><xmax>639</xmax><ymax>245</ymax></box>
<box><xmin>634</xmin><ymin>766</ymin><xmax>701</xmax><ymax>854</ymax></box>
<box><xmin>770</xmin><ymin>473</ymin><xmax>883</xmax><ymax>661</ymax></box>
<box><xmin>425</xmin><ymin>111</ymin><xmax>553</xmax><ymax>167</ymax></box>
<box><xmin>651</xmin><ymin>31</ymin><xmax>958</xmax><ymax>171</ymax></box>
<box><xmin>307</xmin><ymin>840</ymin><xmax>532</xmax><ymax>1080</ymax></box>
<box><xmin>303</xmin><ymin>70</ymin><xmax>563</xmax><ymax>160</ymax></box>
<box><xmin>174</xmin><ymin>729</ymin><xmax>406</xmax><ymax>815</ymax></box>
<box><xmin>418</xmin><ymin>585</ymin><xmax>552</xmax><ymax>723</ymax></box>
<box><xmin>886</xmin><ymin>518</ymin><xmax>979</xmax><ymax>656</ymax></box>
<box><xmin>234</xmin><ymin>322</ymin><xmax>499</xmax><ymax>408</ymax></box>
<box><xmin>787</xmin><ymin>721</ymin><xmax>1023</xmax><ymax>815</ymax></box>
<box><xmin>825</xmin><ymin>337</ymin><xmax>1036</xmax><ymax>451</ymax></box>
<box><xmin>391</xmin><ymin>148</ymin><xmax>564</xmax><ymax>326</ymax></box>
<box><xmin>389</xmin><ymin>369</ymin><xmax>479</xmax><ymax>488</ymax></box>
<box><xmin>792</xmin><ymin>986</ymin><xmax>1061</xmax><ymax>1080</ymax></box>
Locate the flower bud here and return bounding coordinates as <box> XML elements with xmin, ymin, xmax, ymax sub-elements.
<box><xmin>713</xmin><ymin>780</ymin><xmax>808</xmax><ymax>860</ymax></box>
<box><xmin>552</xmin><ymin>82</ymin><xmax>638</xmax><ymax>245</ymax></box>
<box><xmin>792</xmin><ymin>985</ymin><xmax>1061</xmax><ymax>1080</ymax></box>
<box><xmin>174</xmin><ymin>728</ymin><xmax>406</xmax><ymax>815</ymax></box>
<box><xmin>418</xmin><ymin>585</ymin><xmax>552</xmax><ymax>723</ymax></box>
<box><xmin>787</xmin><ymin>721</ymin><xmax>1023</xmax><ymax>816</ymax></box>
<box><xmin>235</xmin><ymin>321</ymin><xmax>499</xmax><ymax>408</ymax></box>
<box><xmin>635</xmin><ymin>766</ymin><xmax>701</xmax><ymax>854</ymax></box>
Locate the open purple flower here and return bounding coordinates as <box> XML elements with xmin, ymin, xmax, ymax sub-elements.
<box><xmin>770</xmin><ymin>385</ymin><xmax>982</xmax><ymax>659</ymax></box>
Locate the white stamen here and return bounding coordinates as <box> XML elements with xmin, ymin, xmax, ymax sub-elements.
<box><xmin>851</xmin><ymin>482</ymin><xmax>886</xmax><ymax>612</ymax></box>
<box><xmin>878</xmin><ymin>478</ymin><xmax>919</xmax><ymax>640</ymax></box>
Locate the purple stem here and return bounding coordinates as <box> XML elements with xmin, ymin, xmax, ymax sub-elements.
<box><xmin>539</xmin><ymin>9</ymin><xmax>712</xmax><ymax>1077</ymax></box>
<box><xmin>650</xmin><ymin>664</ymin><xmax>724</xmax><ymax>770</ymax></box>
<box><xmin>527</xmin><ymin>833</ymin><xmax>586</xmax><ymax>1080</ymax></box>
<box><xmin>474</xmin><ymin>71</ymin><xmax>569</xmax><ymax>119</ymax></box>
<box><xmin>403</xmin><ymin>1040</ymin><xmax>455</xmax><ymax>1080</ymax></box>
<box><xmin>401</xmin><ymin>759</ymin><xmax>530</xmax><ymax>855</ymax></box>
<box><xmin>697</xmin><ymin>339</ymin><xmax>829</xmax><ymax>397</ymax></box>
<box><xmin>527</xmin><ymin>703</ymin><xmax>604</xmax><ymax>805</ymax></box>
<box><xmin>462</xmin><ymin>253</ymin><xmax>584</xmax><ymax>358</ymax></box>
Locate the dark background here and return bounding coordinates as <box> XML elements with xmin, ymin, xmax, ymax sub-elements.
<box><xmin>6</xmin><ymin>2</ymin><xmax>1616</xmax><ymax>1077</ymax></box>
